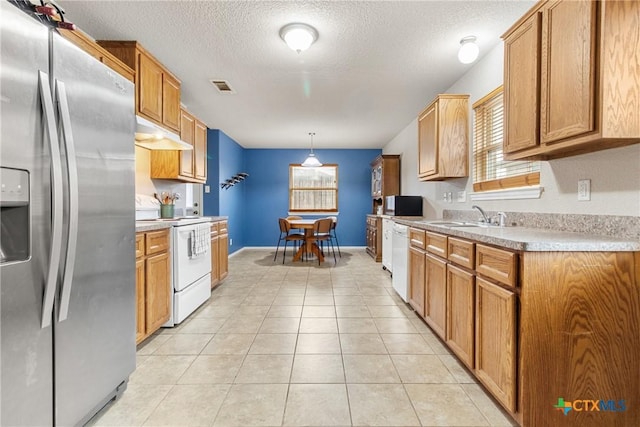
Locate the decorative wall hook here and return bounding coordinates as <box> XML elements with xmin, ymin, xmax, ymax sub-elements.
<box><xmin>220</xmin><ymin>172</ymin><xmax>249</xmax><ymax>190</ymax></box>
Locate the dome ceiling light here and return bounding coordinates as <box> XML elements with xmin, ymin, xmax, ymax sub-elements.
<box><xmin>280</xmin><ymin>23</ymin><xmax>318</xmax><ymax>53</ymax></box>
<box><xmin>458</xmin><ymin>35</ymin><xmax>479</xmax><ymax>64</ymax></box>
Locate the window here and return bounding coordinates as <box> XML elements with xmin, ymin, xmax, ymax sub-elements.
<box><xmin>289</xmin><ymin>164</ymin><xmax>338</xmax><ymax>212</ymax></box>
<box><xmin>473</xmin><ymin>86</ymin><xmax>539</xmax><ymax>192</ymax></box>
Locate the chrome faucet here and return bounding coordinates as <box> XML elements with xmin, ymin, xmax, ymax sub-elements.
<box><xmin>472</xmin><ymin>205</ymin><xmax>490</xmax><ymax>223</ymax></box>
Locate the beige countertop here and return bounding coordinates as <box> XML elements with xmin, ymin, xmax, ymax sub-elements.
<box><xmin>135</xmin><ymin>216</ymin><xmax>227</xmax><ymax>233</ymax></box>
<box><xmin>394</xmin><ymin>218</ymin><xmax>640</xmax><ymax>252</ymax></box>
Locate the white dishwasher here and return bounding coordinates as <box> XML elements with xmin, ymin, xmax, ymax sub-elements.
<box><xmin>382</xmin><ymin>218</ymin><xmax>393</xmax><ymax>273</ymax></box>
<box><xmin>391</xmin><ymin>223</ymin><xmax>409</xmax><ymax>302</ymax></box>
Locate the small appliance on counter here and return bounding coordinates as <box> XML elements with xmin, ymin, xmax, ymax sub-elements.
<box><xmin>385</xmin><ymin>195</ymin><xmax>423</xmax><ymax>216</ymax></box>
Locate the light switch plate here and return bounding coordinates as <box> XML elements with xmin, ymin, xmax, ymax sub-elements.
<box><xmin>204</xmin><ymin>185</ymin><xmax>210</xmax><ymax>193</ymax></box>
<box><xmin>578</xmin><ymin>179</ymin><xmax>591</xmax><ymax>201</ymax></box>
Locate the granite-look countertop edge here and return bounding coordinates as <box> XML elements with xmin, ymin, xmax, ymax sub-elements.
<box><xmin>135</xmin><ymin>222</ymin><xmax>173</xmax><ymax>232</ymax></box>
<box><xmin>135</xmin><ymin>216</ymin><xmax>228</xmax><ymax>233</ymax></box>
<box><xmin>394</xmin><ymin>218</ymin><xmax>640</xmax><ymax>252</ymax></box>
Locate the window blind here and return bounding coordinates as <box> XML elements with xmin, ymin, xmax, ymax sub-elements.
<box><xmin>472</xmin><ymin>86</ymin><xmax>539</xmax><ymax>192</ymax></box>
<box><xmin>289</xmin><ymin>165</ymin><xmax>338</xmax><ymax>212</ymax></box>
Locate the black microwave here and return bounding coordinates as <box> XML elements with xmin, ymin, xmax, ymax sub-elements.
<box><xmin>384</xmin><ymin>196</ymin><xmax>423</xmax><ymax>216</ymax></box>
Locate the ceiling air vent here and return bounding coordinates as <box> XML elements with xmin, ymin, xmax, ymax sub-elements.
<box><xmin>211</xmin><ymin>79</ymin><xmax>235</xmax><ymax>94</ymax></box>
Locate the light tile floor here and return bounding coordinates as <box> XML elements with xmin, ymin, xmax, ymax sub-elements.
<box><xmin>89</xmin><ymin>248</ymin><xmax>517</xmax><ymax>427</ymax></box>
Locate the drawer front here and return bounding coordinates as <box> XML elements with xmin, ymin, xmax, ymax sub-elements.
<box><xmin>145</xmin><ymin>229</ymin><xmax>170</xmax><ymax>255</ymax></box>
<box><xmin>426</xmin><ymin>231</ymin><xmax>448</xmax><ymax>258</ymax></box>
<box><xmin>210</xmin><ymin>222</ymin><xmax>219</xmax><ymax>236</ymax></box>
<box><xmin>135</xmin><ymin>233</ymin><xmax>145</xmax><ymax>259</ymax></box>
<box><xmin>476</xmin><ymin>244</ymin><xmax>517</xmax><ymax>287</ymax></box>
<box><xmin>448</xmin><ymin>237</ymin><xmax>475</xmax><ymax>269</ymax></box>
<box><xmin>409</xmin><ymin>228</ymin><xmax>426</xmax><ymax>250</ymax></box>
<box><xmin>218</xmin><ymin>220</ymin><xmax>228</xmax><ymax>234</ymax></box>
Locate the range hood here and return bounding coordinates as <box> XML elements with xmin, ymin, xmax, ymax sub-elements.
<box><xmin>134</xmin><ymin>115</ymin><xmax>193</xmax><ymax>150</ymax></box>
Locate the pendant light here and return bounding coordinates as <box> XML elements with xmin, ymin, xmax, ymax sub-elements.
<box><xmin>301</xmin><ymin>132</ymin><xmax>322</xmax><ymax>167</ymax></box>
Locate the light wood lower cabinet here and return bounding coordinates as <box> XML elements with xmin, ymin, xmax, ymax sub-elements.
<box><xmin>135</xmin><ymin>229</ymin><xmax>171</xmax><ymax>344</ymax></box>
<box><xmin>475</xmin><ymin>277</ymin><xmax>517</xmax><ymax>413</ymax></box>
<box><xmin>425</xmin><ymin>253</ymin><xmax>447</xmax><ymax>339</ymax></box>
<box><xmin>210</xmin><ymin>220</ymin><xmax>229</xmax><ymax>288</ymax></box>
<box><xmin>446</xmin><ymin>264</ymin><xmax>475</xmax><ymax>369</ymax></box>
<box><xmin>366</xmin><ymin>216</ymin><xmax>381</xmax><ymax>261</ymax></box>
<box><xmin>408</xmin><ymin>246</ymin><xmax>426</xmax><ymax>316</ymax></box>
<box><xmin>218</xmin><ymin>221</ymin><xmax>229</xmax><ymax>281</ymax></box>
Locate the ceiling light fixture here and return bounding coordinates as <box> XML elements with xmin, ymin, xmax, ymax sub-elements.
<box><xmin>301</xmin><ymin>132</ymin><xmax>322</xmax><ymax>167</ymax></box>
<box><xmin>280</xmin><ymin>23</ymin><xmax>318</xmax><ymax>53</ymax></box>
<box><xmin>458</xmin><ymin>36</ymin><xmax>479</xmax><ymax>64</ymax></box>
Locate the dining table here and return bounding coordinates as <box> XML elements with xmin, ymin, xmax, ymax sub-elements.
<box><xmin>287</xmin><ymin>219</ymin><xmax>325</xmax><ymax>263</ymax></box>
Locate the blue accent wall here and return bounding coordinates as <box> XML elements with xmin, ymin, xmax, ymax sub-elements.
<box><xmin>203</xmin><ymin>129</ymin><xmax>381</xmax><ymax>253</ymax></box>
<box><xmin>244</xmin><ymin>149</ymin><xmax>380</xmax><ymax>247</ymax></box>
<box><xmin>204</xmin><ymin>129</ymin><xmax>246</xmax><ymax>254</ymax></box>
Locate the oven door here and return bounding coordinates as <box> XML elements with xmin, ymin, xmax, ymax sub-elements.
<box><xmin>173</xmin><ymin>224</ymin><xmax>212</xmax><ymax>292</ymax></box>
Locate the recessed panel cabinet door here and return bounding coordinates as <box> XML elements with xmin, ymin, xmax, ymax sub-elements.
<box><xmin>195</xmin><ymin>120</ymin><xmax>207</xmax><ymax>181</ymax></box>
<box><xmin>540</xmin><ymin>0</ymin><xmax>597</xmax><ymax>144</ymax></box>
<box><xmin>504</xmin><ymin>10</ymin><xmax>541</xmax><ymax>153</ymax></box>
<box><xmin>418</xmin><ymin>102</ymin><xmax>437</xmax><ymax>177</ymax></box>
<box><xmin>475</xmin><ymin>277</ymin><xmax>516</xmax><ymax>413</ymax></box>
<box><xmin>425</xmin><ymin>253</ymin><xmax>447</xmax><ymax>339</ymax></box>
<box><xmin>408</xmin><ymin>247</ymin><xmax>426</xmax><ymax>316</ymax></box>
<box><xmin>135</xmin><ymin>259</ymin><xmax>146</xmax><ymax>344</ymax></box>
<box><xmin>446</xmin><ymin>264</ymin><xmax>475</xmax><ymax>369</ymax></box>
<box><xmin>162</xmin><ymin>73</ymin><xmax>181</xmax><ymax>133</ymax></box>
<box><xmin>137</xmin><ymin>53</ymin><xmax>163</xmax><ymax>123</ymax></box>
<box><xmin>145</xmin><ymin>252</ymin><xmax>171</xmax><ymax>332</ymax></box>
<box><xmin>179</xmin><ymin>110</ymin><xmax>195</xmax><ymax>178</ymax></box>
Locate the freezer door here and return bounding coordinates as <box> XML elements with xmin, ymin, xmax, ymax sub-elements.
<box><xmin>51</xmin><ymin>33</ymin><xmax>137</xmax><ymax>426</ymax></box>
<box><xmin>0</xmin><ymin>2</ymin><xmax>54</xmax><ymax>426</ymax></box>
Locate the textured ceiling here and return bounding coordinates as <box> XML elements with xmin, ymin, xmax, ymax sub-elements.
<box><xmin>57</xmin><ymin>1</ymin><xmax>535</xmax><ymax>149</ymax></box>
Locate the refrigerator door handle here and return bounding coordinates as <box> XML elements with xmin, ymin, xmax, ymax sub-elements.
<box><xmin>55</xmin><ymin>80</ymin><xmax>78</xmax><ymax>322</ymax></box>
<box><xmin>39</xmin><ymin>71</ymin><xmax>63</xmax><ymax>329</ymax></box>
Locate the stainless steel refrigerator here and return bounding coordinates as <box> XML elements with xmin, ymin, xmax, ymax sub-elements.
<box><xmin>1</xmin><ymin>1</ymin><xmax>136</xmax><ymax>425</ymax></box>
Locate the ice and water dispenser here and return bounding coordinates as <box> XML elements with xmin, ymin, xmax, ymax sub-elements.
<box><xmin>0</xmin><ymin>167</ymin><xmax>29</xmax><ymax>263</ymax></box>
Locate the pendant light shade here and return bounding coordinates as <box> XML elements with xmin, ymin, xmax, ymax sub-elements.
<box><xmin>302</xmin><ymin>132</ymin><xmax>322</xmax><ymax>167</ymax></box>
<box><xmin>458</xmin><ymin>36</ymin><xmax>479</xmax><ymax>64</ymax></box>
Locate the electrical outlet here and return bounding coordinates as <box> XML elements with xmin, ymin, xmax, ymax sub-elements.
<box><xmin>229</xmin><ymin>238</ymin><xmax>233</xmax><ymax>246</ymax></box>
<box><xmin>457</xmin><ymin>191</ymin><xmax>466</xmax><ymax>202</ymax></box>
<box><xmin>204</xmin><ymin>185</ymin><xmax>210</xmax><ymax>193</ymax></box>
<box><xmin>578</xmin><ymin>179</ymin><xmax>591</xmax><ymax>201</ymax></box>
<box><xmin>443</xmin><ymin>192</ymin><xmax>448</xmax><ymax>202</ymax></box>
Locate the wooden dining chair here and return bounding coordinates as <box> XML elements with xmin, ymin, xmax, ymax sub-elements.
<box><xmin>274</xmin><ymin>218</ymin><xmax>305</xmax><ymax>264</ymax></box>
<box><xmin>327</xmin><ymin>216</ymin><xmax>341</xmax><ymax>257</ymax></box>
<box><xmin>306</xmin><ymin>217</ymin><xmax>336</xmax><ymax>265</ymax></box>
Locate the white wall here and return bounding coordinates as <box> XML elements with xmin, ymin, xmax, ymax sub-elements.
<box><xmin>135</xmin><ymin>146</ymin><xmax>195</xmax><ymax>215</ymax></box>
<box><xmin>384</xmin><ymin>44</ymin><xmax>640</xmax><ymax>218</ymax></box>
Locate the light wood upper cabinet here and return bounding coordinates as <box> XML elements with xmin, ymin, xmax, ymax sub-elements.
<box><xmin>417</xmin><ymin>94</ymin><xmax>469</xmax><ymax>181</ymax></box>
<box><xmin>179</xmin><ymin>110</ymin><xmax>196</xmax><ymax>178</ymax></box>
<box><xmin>162</xmin><ymin>74</ymin><xmax>181</xmax><ymax>133</ymax></box>
<box><xmin>503</xmin><ymin>0</ymin><xmax>640</xmax><ymax>160</ymax></box>
<box><xmin>138</xmin><ymin>52</ymin><xmax>164</xmax><ymax>123</ymax></box>
<box><xmin>195</xmin><ymin>121</ymin><xmax>208</xmax><ymax>181</ymax></box>
<box><xmin>503</xmin><ymin>9</ymin><xmax>540</xmax><ymax>153</ymax></box>
<box><xmin>97</xmin><ymin>41</ymin><xmax>181</xmax><ymax>134</ymax></box>
<box><xmin>370</xmin><ymin>154</ymin><xmax>400</xmax><ymax>214</ymax></box>
<box><xmin>59</xmin><ymin>29</ymin><xmax>134</xmax><ymax>82</ymax></box>
<box><xmin>150</xmin><ymin>108</ymin><xmax>208</xmax><ymax>183</ymax></box>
